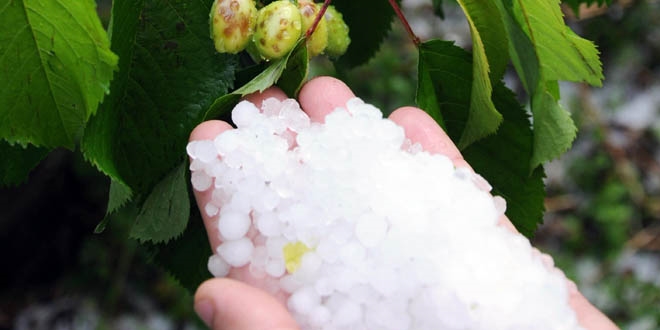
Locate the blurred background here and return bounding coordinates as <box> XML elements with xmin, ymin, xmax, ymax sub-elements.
<box><xmin>1</xmin><ymin>0</ymin><xmax>658</xmax><ymax>329</ymax></box>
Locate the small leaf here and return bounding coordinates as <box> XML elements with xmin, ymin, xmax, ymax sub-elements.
<box><xmin>205</xmin><ymin>40</ymin><xmax>308</xmax><ymax>120</ymax></box>
<box><xmin>130</xmin><ymin>162</ymin><xmax>190</xmax><ymax>243</ymax></box>
<box><xmin>333</xmin><ymin>0</ymin><xmax>397</xmax><ymax>68</ymax></box>
<box><xmin>277</xmin><ymin>42</ymin><xmax>309</xmax><ymax>97</ymax></box>
<box><xmin>94</xmin><ymin>179</ymin><xmax>134</xmax><ymax>233</ymax></box>
<box><xmin>455</xmin><ymin>0</ymin><xmax>508</xmax><ymax>148</ymax></box>
<box><xmin>432</xmin><ymin>0</ymin><xmax>445</xmax><ymax>19</ymax></box>
<box><xmin>0</xmin><ymin>141</ymin><xmax>49</xmax><ymax>187</ymax></box>
<box><xmin>530</xmin><ymin>85</ymin><xmax>578</xmax><ymax>168</ymax></box>
<box><xmin>106</xmin><ymin>179</ymin><xmax>133</xmax><ymax>215</ymax></box>
<box><xmin>0</xmin><ymin>0</ymin><xmax>117</xmax><ymax>148</ymax></box>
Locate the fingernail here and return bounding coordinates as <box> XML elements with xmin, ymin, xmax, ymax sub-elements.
<box><xmin>195</xmin><ymin>299</ymin><xmax>215</xmax><ymax>328</ymax></box>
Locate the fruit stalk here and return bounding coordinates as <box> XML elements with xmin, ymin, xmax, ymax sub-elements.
<box><xmin>305</xmin><ymin>0</ymin><xmax>332</xmax><ymax>38</ymax></box>
<box><xmin>387</xmin><ymin>0</ymin><xmax>420</xmax><ymax>46</ymax></box>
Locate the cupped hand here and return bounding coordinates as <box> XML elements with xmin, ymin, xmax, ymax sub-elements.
<box><xmin>189</xmin><ymin>76</ymin><xmax>618</xmax><ymax>330</ymax></box>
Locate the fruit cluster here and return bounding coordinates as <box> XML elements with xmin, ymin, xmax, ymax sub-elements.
<box><xmin>210</xmin><ymin>0</ymin><xmax>350</xmax><ymax>60</ymax></box>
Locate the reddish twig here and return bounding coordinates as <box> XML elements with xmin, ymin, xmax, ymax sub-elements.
<box><xmin>306</xmin><ymin>0</ymin><xmax>332</xmax><ymax>38</ymax></box>
<box><xmin>388</xmin><ymin>0</ymin><xmax>420</xmax><ymax>46</ymax></box>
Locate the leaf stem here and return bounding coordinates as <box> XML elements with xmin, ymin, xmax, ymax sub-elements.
<box><xmin>306</xmin><ymin>0</ymin><xmax>332</xmax><ymax>38</ymax></box>
<box><xmin>388</xmin><ymin>0</ymin><xmax>420</xmax><ymax>46</ymax></box>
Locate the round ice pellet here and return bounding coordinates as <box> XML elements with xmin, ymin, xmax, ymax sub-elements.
<box><xmin>217</xmin><ymin>209</ymin><xmax>251</xmax><ymax>240</ymax></box>
<box><xmin>217</xmin><ymin>237</ymin><xmax>254</xmax><ymax>267</ymax></box>
<box><xmin>208</xmin><ymin>254</ymin><xmax>231</xmax><ymax>277</ymax></box>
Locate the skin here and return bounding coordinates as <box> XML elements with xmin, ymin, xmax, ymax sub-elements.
<box><xmin>189</xmin><ymin>76</ymin><xmax>620</xmax><ymax>330</ymax></box>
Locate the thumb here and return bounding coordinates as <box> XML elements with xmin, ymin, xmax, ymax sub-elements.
<box><xmin>194</xmin><ymin>278</ymin><xmax>300</xmax><ymax>330</ymax></box>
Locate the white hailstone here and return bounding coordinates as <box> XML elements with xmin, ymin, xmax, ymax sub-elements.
<box><xmin>186</xmin><ymin>97</ymin><xmax>585</xmax><ymax>330</ymax></box>
<box><xmin>354</xmin><ymin>213</ymin><xmax>388</xmax><ymax>248</ymax></box>
<box><xmin>255</xmin><ymin>212</ymin><xmax>283</xmax><ymax>237</ymax></box>
<box><xmin>189</xmin><ymin>140</ymin><xmax>217</xmax><ymax>163</ymax></box>
<box><xmin>208</xmin><ymin>254</ymin><xmax>231</xmax><ymax>277</ymax></box>
<box><xmin>265</xmin><ymin>258</ymin><xmax>286</xmax><ymax>277</ymax></box>
<box><xmin>332</xmin><ymin>300</ymin><xmax>362</xmax><ymax>327</ymax></box>
<box><xmin>217</xmin><ymin>237</ymin><xmax>254</xmax><ymax>267</ymax></box>
<box><xmin>190</xmin><ymin>170</ymin><xmax>213</xmax><ymax>191</ymax></box>
<box><xmin>204</xmin><ymin>202</ymin><xmax>219</xmax><ymax>217</ymax></box>
<box><xmin>217</xmin><ymin>208</ymin><xmax>251</xmax><ymax>241</ymax></box>
<box><xmin>308</xmin><ymin>305</ymin><xmax>331</xmax><ymax>327</ymax></box>
<box><xmin>231</xmin><ymin>100</ymin><xmax>260</xmax><ymax>128</ymax></box>
<box><xmin>288</xmin><ymin>286</ymin><xmax>321</xmax><ymax>315</ymax></box>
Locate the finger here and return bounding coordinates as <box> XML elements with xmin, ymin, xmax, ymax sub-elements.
<box><xmin>388</xmin><ymin>107</ymin><xmax>518</xmax><ymax>233</ymax></box>
<box><xmin>195</xmin><ymin>278</ymin><xmax>300</xmax><ymax>330</ymax></box>
<box><xmin>189</xmin><ymin>120</ymin><xmax>233</xmax><ymax>251</ymax></box>
<box><xmin>298</xmin><ymin>76</ymin><xmax>356</xmax><ymax>123</ymax></box>
<box><xmin>569</xmin><ymin>290</ymin><xmax>620</xmax><ymax>330</ymax></box>
<box><xmin>388</xmin><ymin>107</ymin><xmax>468</xmax><ymax>166</ymax></box>
<box><xmin>243</xmin><ymin>87</ymin><xmax>288</xmax><ymax>108</ymax></box>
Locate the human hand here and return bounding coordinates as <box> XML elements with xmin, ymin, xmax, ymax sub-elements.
<box><xmin>189</xmin><ymin>76</ymin><xmax>618</xmax><ymax>330</ymax></box>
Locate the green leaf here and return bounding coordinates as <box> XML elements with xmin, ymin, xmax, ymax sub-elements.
<box><xmin>333</xmin><ymin>0</ymin><xmax>397</xmax><ymax>68</ymax></box>
<box><xmin>131</xmin><ymin>162</ymin><xmax>190</xmax><ymax>243</ymax></box>
<box><xmin>511</xmin><ymin>0</ymin><xmax>603</xmax><ymax>86</ymax></box>
<box><xmin>276</xmin><ymin>41</ymin><xmax>309</xmax><ymax>97</ymax></box>
<box><xmin>455</xmin><ymin>0</ymin><xmax>508</xmax><ymax>148</ymax></box>
<box><xmin>463</xmin><ymin>83</ymin><xmax>546</xmax><ymax>237</ymax></box>
<box><xmin>107</xmin><ymin>179</ymin><xmax>133</xmax><ymax>215</ymax></box>
<box><xmin>416</xmin><ymin>62</ymin><xmax>446</xmax><ymax>128</ymax></box>
<box><xmin>417</xmin><ymin>41</ymin><xmax>545</xmax><ymax>235</ymax></box>
<box><xmin>0</xmin><ymin>141</ymin><xmax>49</xmax><ymax>187</ymax></box>
<box><xmin>94</xmin><ymin>179</ymin><xmax>134</xmax><ymax>233</ymax></box>
<box><xmin>417</xmin><ymin>40</ymin><xmax>474</xmax><ymax>142</ymax></box>
<box><xmin>82</xmin><ymin>0</ymin><xmax>236</xmax><ymax>195</ymax></box>
<box><xmin>494</xmin><ymin>0</ymin><xmax>603</xmax><ymax>167</ymax></box>
<box><xmin>530</xmin><ymin>85</ymin><xmax>578</xmax><ymax>167</ymax></box>
<box><xmin>150</xmin><ymin>203</ymin><xmax>210</xmax><ymax>292</ymax></box>
<box><xmin>432</xmin><ymin>0</ymin><xmax>445</xmax><ymax>19</ymax></box>
<box><xmin>0</xmin><ymin>0</ymin><xmax>117</xmax><ymax>148</ymax></box>
<box><xmin>205</xmin><ymin>40</ymin><xmax>308</xmax><ymax>121</ymax></box>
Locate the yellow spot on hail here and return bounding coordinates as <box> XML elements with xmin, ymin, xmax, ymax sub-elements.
<box><xmin>283</xmin><ymin>241</ymin><xmax>312</xmax><ymax>273</ymax></box>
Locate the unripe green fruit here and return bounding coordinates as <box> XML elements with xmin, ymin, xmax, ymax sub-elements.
<box><xmin>298</xmin><ymin>0</ymin><xmax>328</xmax><ymax>57</ymax></box>
<box><xmin>210</xmin><ymin>0</ymin><xmax>258</xmax><ymax>54</ymax></box>
<box><xmin>253</xmin><ymin>0</ymin><xmax>302</xmax><ymax>60</ymax></box>
<box><xmin>324</xmin><ymin>5</ymin><xmax>350</xmax><ymax>57</ymax></box>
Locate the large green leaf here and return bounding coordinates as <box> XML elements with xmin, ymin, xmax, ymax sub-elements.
<box><xmin>82</xmin><ymin>0</ymin><xmax>236</xmax><ymax>196</ymax></box>
<box><xmin>454</xmin><ymin>0</ymin><xmax>508</xmax><ymax>148</ymax></box>
<box><xmin>463</xmin><ymin>83</ymin><xmax>546</xmax><ymax>237</ymax></box>
<box><xmin>0</xmin><ymin>141</ymin><xmax>49</xmax><ymax>186</ymax></box>
<box><xmin>495</xmin><ymin>0</ymin><xmax>603</xmax><ymax>168</ymax></box>
<box><xmin>0</xmin><ymin>0</ymin><xmax>117</xmax><ymax>148</ymax></box>
<box><xmin>417</xmin><ymin>40</ymin><xmax>473</xmax><ymax>141</ymax></box>
<box><xmin>333</xmin><ymin>0</ymin><xmax>397</xmax><ymax>69</ymax></box>
<box><xmin>417</xmin><ymin>41</ymin><xmax>545</xmax><ymax>236</ymax></box>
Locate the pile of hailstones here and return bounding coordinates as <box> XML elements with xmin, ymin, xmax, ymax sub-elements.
<box><xmin>187</xmin><ymin>98</ymin><xmax>584</xmax><ymax>330</ymax></box>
